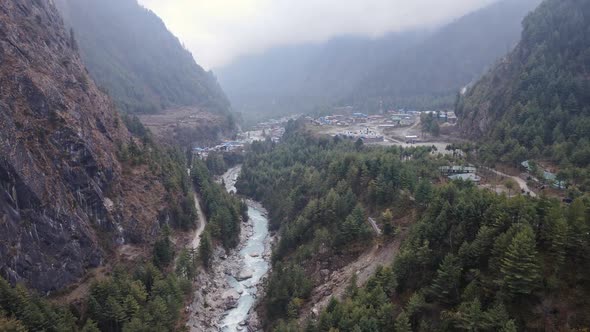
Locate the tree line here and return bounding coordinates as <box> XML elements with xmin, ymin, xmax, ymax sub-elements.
<box><xmin>301</xmin><ymin>183</ymin><xmax>590</xmax><ymax>331</ymax></box>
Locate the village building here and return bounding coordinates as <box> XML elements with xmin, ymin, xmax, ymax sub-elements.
<box><xmin>449</xmin><ymin>173</ymin><xmax>481</xmax><ymax>183</ymax></box>
<box><xmin>439</xmin><ymin>165</ymin><xmax>477</xmax><ymax>175</ymax></box>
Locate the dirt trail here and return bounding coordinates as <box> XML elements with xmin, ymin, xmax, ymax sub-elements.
<box><xmin>190</xmin><ymin>188</ymin><xmax>208</xmax><ymax>250</ymax></box>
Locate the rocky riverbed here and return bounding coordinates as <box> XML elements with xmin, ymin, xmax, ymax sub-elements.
<box><xmin>187</xmin><ymin>167</ymin><xmax>273</xmax><ymax>332</ymax></box>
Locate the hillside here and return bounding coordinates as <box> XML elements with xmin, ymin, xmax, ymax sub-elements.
<box><xmin>0</xmin><ymin>0</ymin><xmax>193</xmax><ymax>293</ymax></box>
<box><xmin>458</xmin><ymin>0</ymin><xmax>590</xmax><ymax>189</ymax></box>
<box><xmin>55</xmin><ymin>0</ymin><xmax>231</xmax><ymax>115</ymax></box>
<box><xmin>353</xmin><ymin>0</ymin><xmax>541</xmax><ymax>111</ymax></box>
<box><xmin>242</xmin><ymin>126</ymin><xmax>590</xmax><ymax>331</ymax></box>
<box><xmin>217</xmin><ymin>0</ymin><xmax>539</xmax><ymax>122</ymax></box>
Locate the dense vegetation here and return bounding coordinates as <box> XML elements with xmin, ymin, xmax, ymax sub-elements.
<box><xmin>204</xmin><ymin>152</ymin><xmax>244</xmax><ymax>177</ymax></box>
<box><xmin>57</xmin><ymin>0</ymin><xmax>231</xmax><ymax>115</ymax></box>
<box><xmin>191</xmin><ymin>158</ymin><xmax>248</xmax><ymax>251</ymax></box>
<box><xmin>0</xmin><ymin>277</ymin><xmax>79</xmax><ymax>331</ymax></box>
<box><xmin>84</xmin><ymin>263</ymin><xmax>191</xmax><ymax>332</ymax></box>
<box><xmin>0</xmin><ymin>240</ymin><xmax>200</xmax><ymax>332</ymax></box>
<box><xmin>299</xmin><ymin>184</ymin><xmax>590</xmax><ymax>331</ymax></box>
<box><xmin>236</xmin><ymin>121</ymin><xmax>445</xmax><ymax>325</ymax></box>
<box><xmin>458</xmin><ymin>0</ymin><xmax>590</xmax><ymax>191</ymax></box>
<box><xmin>237</xmin><ymin>120</ymin><xmax>590</xmax><ymax>331</ymax></box>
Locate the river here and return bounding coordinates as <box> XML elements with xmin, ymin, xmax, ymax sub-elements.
<box><xmin>188</xmin><ymin>165</ymin><xmax>272</xmax><ymax>332</ymax></box>
<box><xmin>220</xmin><ymin>202</ymin><xmax>270</xmax><ymax>331</ymax></box>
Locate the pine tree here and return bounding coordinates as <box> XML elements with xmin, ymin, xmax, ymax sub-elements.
<box><xmin>500</xmin><ymin>320</ymin><xmax>518</xmax><ymax>332</ymax></box>
<box><xmin>81</xmin><ymin>319</ymin><xmax>101</xmax><ymax>332</ymax></box>
<box><xmin>395</xmin><ymin>311</ymin><xmax>412</xmax><ymax>332</ymax></box>
<box><xmin>499</xmin><ymin>225</ymin><xmax>541</xmax><ymax>296</ymax></box>
<box><xmin>381</xmin><ymin>209</ymin><xmax>395</xmax><ymax>236</ymax></box>
<box><xmin>566</xmin><ymin>199</ymin><xmax>589</xmax><ymax>258</ymax></box>
<box><xmin>153</xmin><ymin>236</ymin><xmax>173</xmax><ymax>269</ymax></box>
<box><xmin>105</xmin><ymin>296</ymin><xmax>126</xmax><ymax>331</ymax></box>
<box><xmin>429</xmin><ymin>254</ymin><xmax>462</xmax><ymax>304</ymax></box>
<box><xmin>453</xmin><ymin>299</ymin><xmax>485</xmax><ymax>331</ymax></box>
<box><xmin>0</xmin><ymin>316</ymin><xmax>26</xmax><ymax>332</ymax></box>
<box><xmin>415</xmin><ymin>180</ymin><xmax>433</xmax><ymax>208</ymax></box>
<box><xmin>406</xmin><ymin>292</ymin><xmax>425</xmax><ymax>317</ymax></box>
<box><xmin>176</xmin><ymin>249</ymin><xmax>197</xmax><ymax>279</ymax></box>
<box><xmin>549</xmin><ymin>217</ymin><xmax>568</xmax><ymax>270</ymax></box>
<box><xmin>199</xmin><ymin>231</ymin><xmax>213</xmax><ymax>268</ymax></box>
<box><xmin>123</xmin><ymin>295</ymin><xmax>140</xmax><ymax>321</ymax></box>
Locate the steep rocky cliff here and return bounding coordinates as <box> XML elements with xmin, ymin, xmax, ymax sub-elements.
<box><xmin>0</xmin><ymin>0</ymin><xmax>171</xmax><ymax>293</ymax></box>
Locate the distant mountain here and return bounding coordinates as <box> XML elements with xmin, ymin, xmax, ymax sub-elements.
<box><xmin>217</xmin><ymin>0</ymin><xmax>540</xmax><ymax>121</ymax></box>
<box><xmin>216</xmin><ymin>32</ymin><xmax>427</xmax><ymax>122</ymax></box>
<box><xmin>458</xmin><ymin>0</ymin><xmax>590</xmax><ymax>169</ymax></box>
<box><xmin>56</xmin><ymin>0</ymin><xmax>231</xmax><ymax>115</ymax></box>
<box><xmin>353</xmin><ymin>0</ymin><xmax>542</xmax><ymax>112</ymax></box>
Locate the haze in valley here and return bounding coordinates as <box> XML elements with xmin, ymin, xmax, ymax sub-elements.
<box><xmin>138</xmin><ymin>0</ymin><xmax>499</xmax><ymax>68</ymax></box>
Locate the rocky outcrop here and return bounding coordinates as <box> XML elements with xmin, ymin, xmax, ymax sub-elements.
<box><xmin>0</xmin><ymin>0</ymin><xmax>168</xmax><ymax>293</ymax></box>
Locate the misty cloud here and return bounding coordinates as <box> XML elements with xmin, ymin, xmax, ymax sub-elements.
<box><xmin>137</xmin><ymin>0</ymin><xmax>498</xmax><ymax>69</ymax></box>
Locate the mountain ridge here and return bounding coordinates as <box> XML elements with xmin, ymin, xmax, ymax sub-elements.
<box><xmin>458</xmin><ymin>0</ymin><xmax>590</xmax><ymax>174</ymax></box>
<box><xmin>55</xmin><ymin>0</ymin><xmax>232</xmax><ymax>116</ymax></box>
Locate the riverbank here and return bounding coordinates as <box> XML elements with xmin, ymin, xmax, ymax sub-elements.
<box><xmin>187</xmin><ymin>166</ymin><xmax>273</xmax><ymax>332</ymax></box>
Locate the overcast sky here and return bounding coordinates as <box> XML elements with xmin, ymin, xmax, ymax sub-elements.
<box><xmin>137</xmin><ymin>0</ymin><xmax>498</xmax><ymax>69</ymax></box>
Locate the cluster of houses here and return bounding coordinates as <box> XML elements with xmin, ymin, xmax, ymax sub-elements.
<box><xmin>440</xmin><ymin>165</ymin><xmax>481</xmax><ymax>183</ymax></box>
<box><xmin>334</xmin><ymin>131</ymin><xmax>385</xmax><ymax>143</ymax></box>
<box><xmin>193</xmin><ymin>141</ymin><xmax>246</xmax><ymax>159</ymax></box>
<box><xmin>192</xmin><ymin>118</ymin><xmax>290</xmax><ymax>159</ymax></box>
<box><xmin>422</xmin><ymin>110</ymin><xmax>458</xmax><ymax>124</ymax></box>
<box><xmin>309</xmin><ymin>109</ymin><xmax>419</xmax><ymax>128</ymax></box>
<box><xmin>521</xmin><ymin>161</ymin><xmax>566</xmax><ymax>189</ymax></box>
<box><xmin>309</xmin><ymin>108</ymin><xmax>459</xmax><ymax>129</ymax></box>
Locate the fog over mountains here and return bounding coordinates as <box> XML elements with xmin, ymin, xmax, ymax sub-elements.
<box><xmin>217</xmin><ymin>0</ymin><xmax>541</xmax><ymax>120</ymax></box>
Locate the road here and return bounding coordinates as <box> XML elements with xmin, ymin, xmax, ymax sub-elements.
<box><xmin>484</xmin><ymin>167</ymin><xmax>537</xmax><ymax>197</ymax></box>
<box><xmin>190</xmin><ymin>193</ymin><xmax>207</xmax><ymax>250</ymax></box>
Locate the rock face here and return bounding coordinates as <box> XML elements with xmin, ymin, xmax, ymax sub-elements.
<box><xmin>0</xmin><ymin>0</ymin><xmax>168</xmax><ymax>293</ymax></box>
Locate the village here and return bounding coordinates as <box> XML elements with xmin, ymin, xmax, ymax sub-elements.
<box><xmin>306</xmin><ymin>107</ymin><xmax>458</xmax><ymax>150</ymax></box>
<box><xmin>191</xmin><ymin>115</ymin><xmax>296</xmax><ymax>159</ymax></box>
<box><xmin>304</xmin><ymin>106</ymin><xmax>569</xmax><ymax>201</ymax></box>
<box><xmin>190</xmin><ymin>106</ymin><xmax>569</xmax><ymax>202</ymax></box>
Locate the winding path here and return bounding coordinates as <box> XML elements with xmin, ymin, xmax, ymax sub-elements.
<box><xmin>190</xmin><ymin>192</ymin><xmax>207</xmax><ymax>250</ymax></box>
